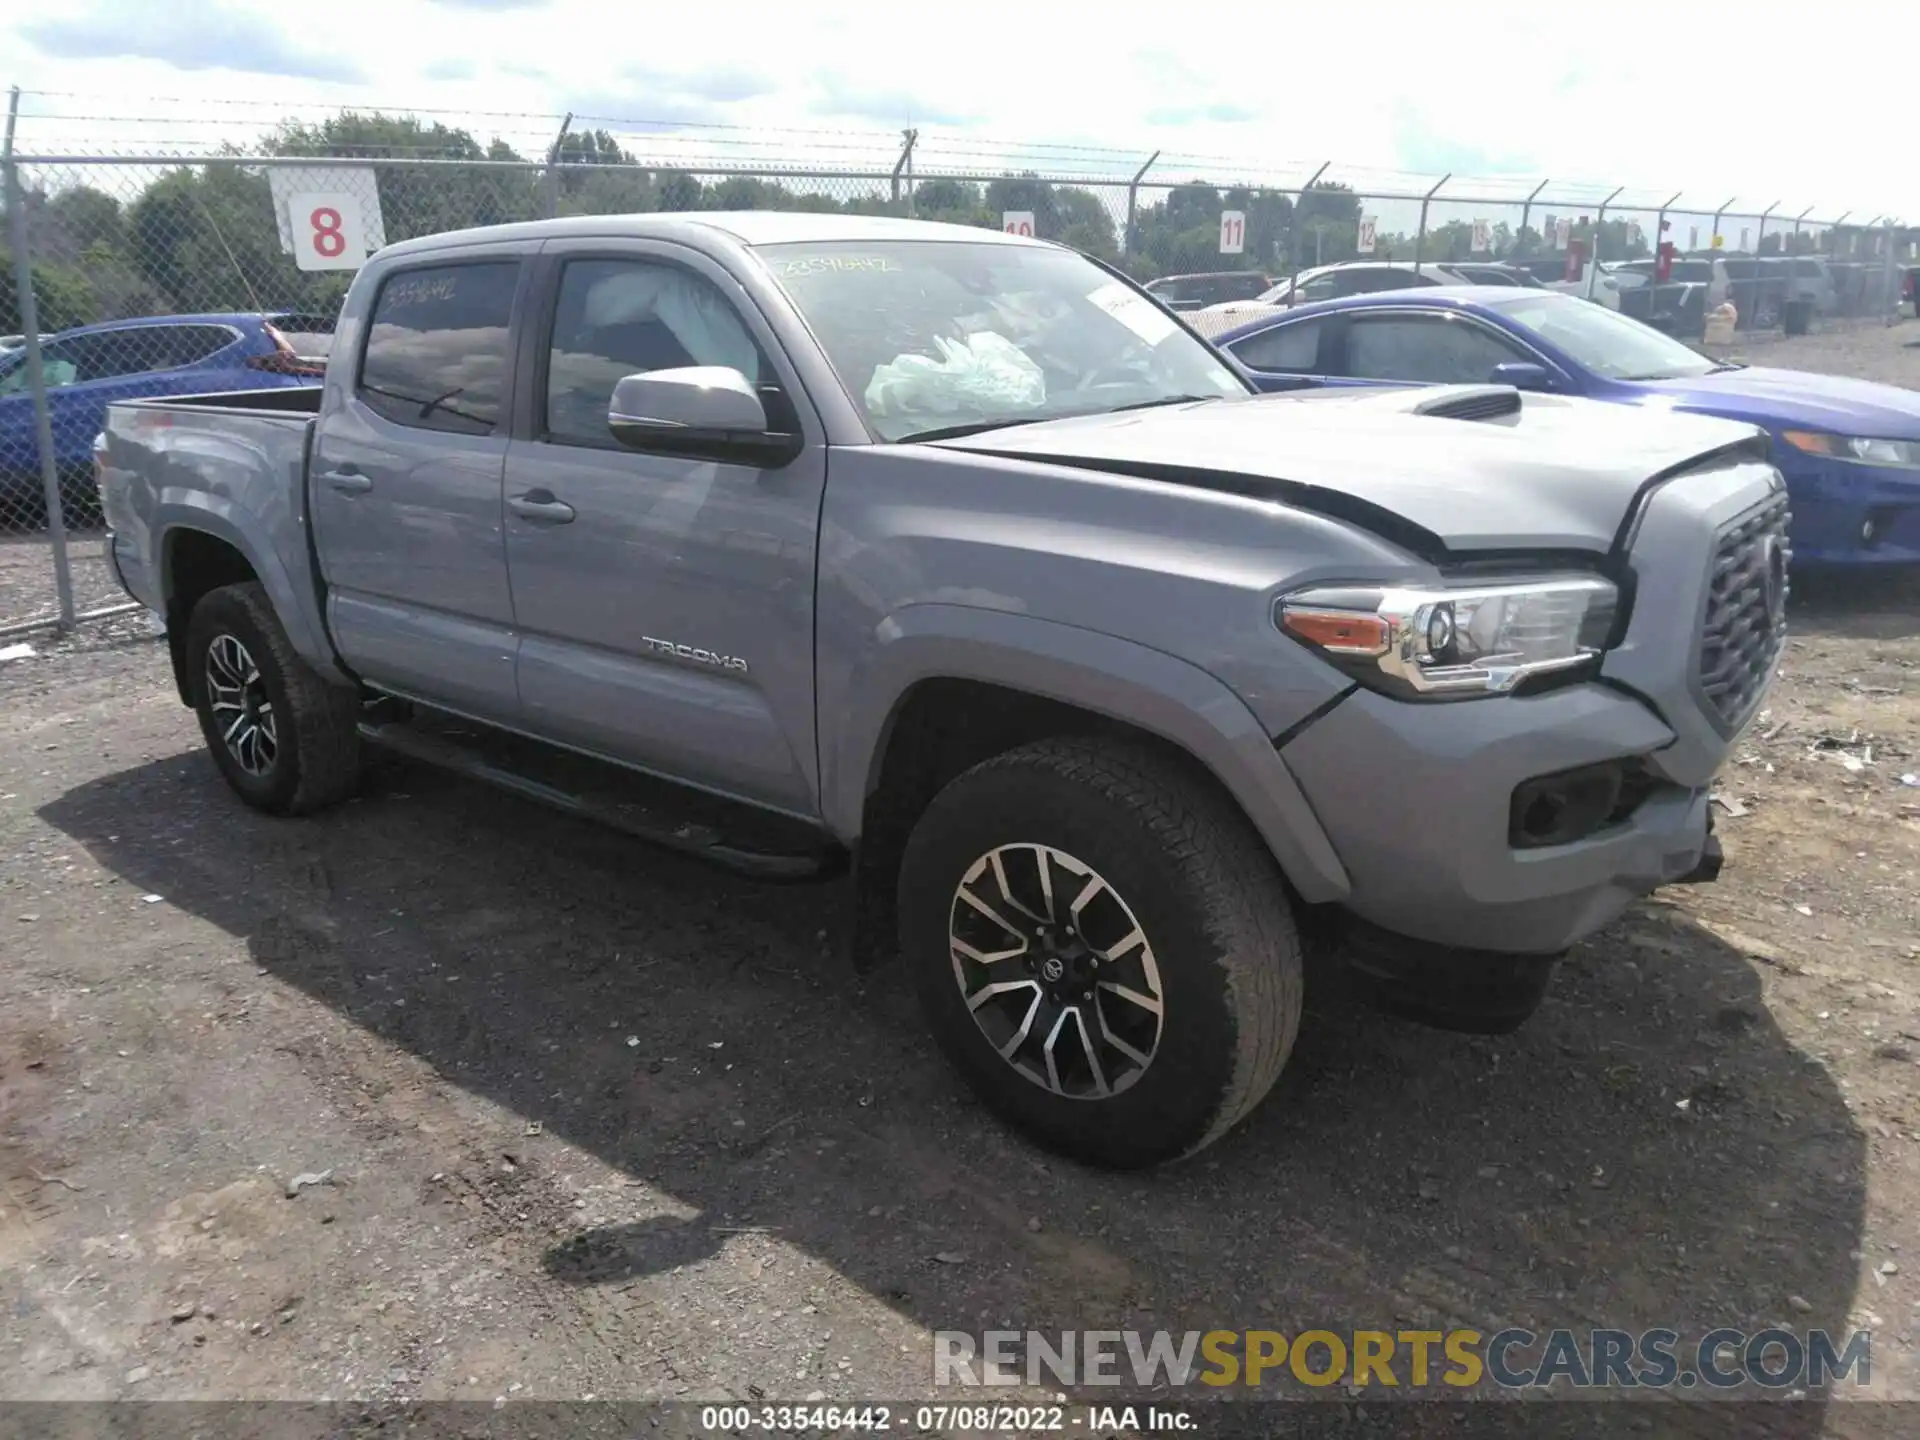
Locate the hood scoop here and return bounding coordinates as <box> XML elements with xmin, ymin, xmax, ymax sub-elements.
<box><xmin>1405</xmin><ymin>384</ymin><xmax>1524</xmax><ymax>422</ymax></box>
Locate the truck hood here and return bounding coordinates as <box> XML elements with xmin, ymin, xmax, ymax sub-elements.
<box><xmin>1631</xmin><ymin>366</ymin><xmax>1920</xmax><ymax>439</ymax></box>
<box><xmin>932</xmin><ymin>387</ymin><xmax>1767</xmax><ymax>555</ymax></box>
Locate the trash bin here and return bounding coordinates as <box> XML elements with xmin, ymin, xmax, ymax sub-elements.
<box><xmin>1783</xmin><ymin>299</ymin><xmax>1812</xmax><ymax>336</ymax></box>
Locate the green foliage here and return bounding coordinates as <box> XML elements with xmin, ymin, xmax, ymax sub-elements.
<box><xmin>0</xmin><ymin>248</ymin><xmax>97</xmax><ymax>333</ymax></box>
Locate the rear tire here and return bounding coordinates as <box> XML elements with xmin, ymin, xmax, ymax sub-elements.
<box><xmin>897</xmin><ymin>738</ymin><xmax>1303</xmax><ymax>1169</ymax></box>
<box><xmin>185</xmin><ymin>581</ymin><xmax>362</xmax><ymax>815</ymax></box>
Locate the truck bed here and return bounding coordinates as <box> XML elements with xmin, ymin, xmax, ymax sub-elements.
<box><xmin>98</xmin><ymin>388</ymin><xmax>331</xmax><ymax>671</ymax></box>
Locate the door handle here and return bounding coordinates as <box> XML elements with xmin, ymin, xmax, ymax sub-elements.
<box><xmin>321</xmin><ymin>469</ymin><xmax>372</xmax><ymax>495</ymax></box>
<box><xmin>509</xmin><ymin>491</ymin><xmax>576</xmax><ymax>524</ymax></box>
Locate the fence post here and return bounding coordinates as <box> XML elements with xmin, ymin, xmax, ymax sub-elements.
<box><xmin>1414</xmin><ymin>173</ymin><xmax>1449</xmax><ymax>273</ymax></box>
<box><xmin>1589</xmin><ymin>186</ymin><xmax>1623</xmax><ymax>298</ymax></box>
<box><xmin>1123</xmin><ymin>150</ymin><xmax>1159</xmax><ymax>259</ymax></box>
<box><xmin>1711</xmin><ymin>196</ymin><xmax>1736</xmax><ymax>250</ymax></box>
<box><xmin>3</xmin><ymin>86</ymin><xmax>75</xmax><ymax>630</ymax></box>
<box><xmin>1285</xmin><ymin>160</ymin><xmax>1328</xmax><ymax>287</ymax></box>
<box><xmin>1518</xmin><ymin>178</ymin><xmax>1549</xmax><ymax>256</ymax></box>
<box><xmin>890</xmin><ymin>129</ymin><xmax>917</xmax><ymax>215</ymax></box>
<box><xmin>1882</xmin><ymin>220</ymin><xmax>1899</xmax><ymax>327</ymax></box>
<box><xmin>1653</xmin><ymin>190</ymin><xmax>1681</xmax><ymax>264</ymax></box>
<box><xmin>541</xmin><ymin>112</ymin><xmax>573</xmax><ymax>220</ymax></box>
<box><xmin>1791</xmin><ymin>205</ymin><xmax>1813</xmax><ymax>253</ymax></box>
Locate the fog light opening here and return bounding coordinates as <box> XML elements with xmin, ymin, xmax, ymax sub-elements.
<box><xmin>1509</xmin><ymin>761</ymin><xmax>1637</xmax><ymax>850</ymax></box>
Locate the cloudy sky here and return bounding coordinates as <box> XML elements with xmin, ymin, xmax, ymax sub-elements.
<box><xmin>3</xmin><ymin>0</ymin><xmax>1915</xmax><ymax>222</ymax></box>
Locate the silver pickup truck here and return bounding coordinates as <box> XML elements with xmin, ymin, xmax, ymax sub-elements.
<box><xmin>97</xmin><ymin>212</ymin><xmax>1788</xmax><ymax>1169</ymax></box>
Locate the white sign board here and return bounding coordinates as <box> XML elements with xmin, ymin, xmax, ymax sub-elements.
<box><xmin>1554</xmin><ymin>217</ymin><xmax>1571</xmax><ymax>251</ymax></box>
<box><xmin>1002</xmin><ymin>211</ymin><xmax>1035</xmax><ymax>237</ymax></box>
<box><xmin>1356</xmin><ymin>215</ymin><xmax>1377</xmax><ymax>254</ymax></box>
<box><xmin>1218</xmin><ymin>209</ymin><xmax>1246</xmax><ymax>255</ymax></box>
<box><xmin>1471</xmin><ymin>218</ymin><xmax>1491</xmax><ymax>254</ymax></box>
<box><xmin>287</xmin><ymin>193</ymin><xmax>369</xmax><ymax>272</ymax></box>
<box><xmin>268</xmin><ymin>165</ymin><xmax>385</xmax><ymax>259</ymax></box>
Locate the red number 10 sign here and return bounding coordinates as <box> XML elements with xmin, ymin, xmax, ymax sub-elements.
<box><xmin>288</xmin><ymin>192</ymin><xmax>368</xmax><ymax>272</ymax></box>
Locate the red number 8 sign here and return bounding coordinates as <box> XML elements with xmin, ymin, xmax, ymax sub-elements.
<box><xmin>310</xmin><ymin>207</ymin><xmax>346</xmax><ymax>258</ymax></box>
<box><xmin>287</xmin><ymin>191</ymin><xmax>364</xmax><ymax>271</ymax></box>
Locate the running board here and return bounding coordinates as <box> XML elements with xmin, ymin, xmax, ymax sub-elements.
<box><xmin>356</xmin><ymin>719</ymin><xmax>842</xmax><ymax>882</ymax></box>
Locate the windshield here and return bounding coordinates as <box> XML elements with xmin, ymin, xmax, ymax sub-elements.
<box><xmin>756</xmin><ymin>241</ymin><xmax>1249</xmax><ymax>441</ymax></box>
<box><xmin>1493</xmin><ymin>293</ymin><xmax>1716</xmax><ymax>380</ymax></box>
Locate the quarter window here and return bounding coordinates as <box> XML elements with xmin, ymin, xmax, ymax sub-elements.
<box><xmin>1341</xmin><ymin>316</ymin><xmax>1522</xmax><ymax>384</ymax></box>
<box><xmin>1230</xmin><ymin>320</ymin><xmax>1324</xmax><ymax>373</ymax></box>
<box><xmin>359</xmin><ymin>262</ymin><xmax>519</xmax><ymax>435</ymax></box>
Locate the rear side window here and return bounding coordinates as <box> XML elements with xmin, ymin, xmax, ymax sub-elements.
<box><xmin>359</xmin><ymin>262</ymin><xmax>519</xmax><ymax>435</ymax></box>
<box><xmin>1340</xmin><ymin>269</ymin><xmax>1430</xmax><ymax>296</ymax></box>
<box><xmin>1342</xmin><ymin>315</ymin><xmax>1521</xmax><ymax>384</ymax></box>
<box><xmin>1229</xmin><ymin>319</ymin><xmax>1324</xmax><ymax>373</ymax></box>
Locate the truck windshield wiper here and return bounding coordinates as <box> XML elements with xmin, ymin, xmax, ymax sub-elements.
<box><xmin>895</xmin><ymin>395</ymin><xmax>1223</xmax><ymax>444</ymax></box>
<box><xmin>1106</xmin><ymin>394</ymin><xmax>1224</xmax><ymax>413</ymax></box>
<box><xmin>892</xmin><ymin>416</ymin><xmax>1060</xmax><ymax>444</ymax></box>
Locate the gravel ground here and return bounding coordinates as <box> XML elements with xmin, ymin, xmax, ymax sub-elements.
<box><xmin>3</xmin><ymin>322</ymin><xmax>1920</xmax><ymax>1437</ymax></box>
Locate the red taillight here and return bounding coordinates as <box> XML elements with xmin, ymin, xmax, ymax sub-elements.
<box><xmin>250</xmin><ymin>322</ymin><xmax>325</xmax><ymax>376</ymax></box>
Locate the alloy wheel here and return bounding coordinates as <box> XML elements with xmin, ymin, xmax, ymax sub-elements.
<box><xmin>948</xmin><ymin>843</ymin><xmax>1165</xmax><ymax>1099</ymax></box>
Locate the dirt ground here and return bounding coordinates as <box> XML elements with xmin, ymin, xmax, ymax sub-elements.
<box><xmin>3</xmin><ymin>321</ymin><xmax>1920</xmax><ymax>1436</ymax></box>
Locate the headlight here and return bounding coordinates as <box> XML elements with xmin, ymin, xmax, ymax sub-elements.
<box><xmin>1782</xmin><ymin>431</ymin><xmax>1920</xmax><ymax>468</ymax></box>
<box><xmin>1276</xmin><ymin>575</ymin><xmax>1619</xmax><ymax>699</ymax></box>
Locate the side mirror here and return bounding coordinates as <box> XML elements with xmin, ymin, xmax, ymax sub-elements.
<box><xmin>1489</xmin><ymin>361</ymin><xmax>1554</xmax><ymax>392</ymax></box>
<box><xmin>608</xmin><ymin>366</ymin><xmax>800</xmax><ymax>467</ymax></box>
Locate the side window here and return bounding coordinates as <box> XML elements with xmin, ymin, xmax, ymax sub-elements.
<box><xmin>97</xmin><ymin>324</ymin><xmax>235</xmax><ymax>376</ymax></box>
<box><xmin>1296</xmin><ymin>273</ymin><xmax>1340</xmax><ymax>302</ymax></box>
<box><xmin>1230</xmin><ymin>319</ymin><xmax>1324</xmax><ymax>373</ymax></box>
<box><xmin>54</xmin><ymin>331</ymin><xmax>149</xmax><ymax>384</ymax></box>
<box><xmin>1341</xmin><ymin>317</ymin><xmax>1523</xmax><ymax>384</ymax></box>
<box><xmin>164</xmin><ymin>325</ymin><xmax>240</xmax><ymax>368</ymax></box>
<box><xmin>0</xmin><ymin>340</ymin><xmax>79</xmax><ymax>394</ymax></box>
<box><xmin>543</xmin><ymin>258</ymin><xmax>772</xmax><ymax>449</ymax></box>
<box><xmin>359</xmin><ymin>262</ymin><xmax>519</xmax><ymax>436</ymax></box>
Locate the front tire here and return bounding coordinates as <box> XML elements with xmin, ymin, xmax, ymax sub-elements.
<box><xmin>185</xmin><ymin>581</ymin><xmax>362</xmax><ymax>815</ymax></box>
<box><xmin>898</xmin><ymin>738</ymin><xmax>1303</xmax><ymax>1169</ymax></box>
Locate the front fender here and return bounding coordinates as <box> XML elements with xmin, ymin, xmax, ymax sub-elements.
<box><xmin>822</xmin><ymin>603</ymin><xmax>1350</xmax><ymax>903</ymax></box>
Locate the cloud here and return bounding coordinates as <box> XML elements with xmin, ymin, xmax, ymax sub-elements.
<box><xmin>423</xmin><ymin>57</ymin><xmax>478</xmax><ymax>82</ymax></box>
<box><xmin>1391</xmin><ymin>101</ymin><xmax>1539</xmax><ymax>182</ymax></box>
<box><xmin>421</xmin><ymin>0</ymin><xmax>547</xmax><ymax>8</ymax></box>
<box><xmin>808</xmin><ymin>73</ymin><xmax>980</xmax><ymax>128</ymax></box>
<box><xmin>562</xmin><ymin>63</ymin><xmax>781</xmax><ymax>128</ymax></box>
<box><xmin>1143</xmin><ymin>101</ymin><xmax>1259</xmax><ymax>127</ymax></box>
<box><xmin>22</xmin><ymin>4</ymin><xmax>365</xmax><ymax>84</ymax></box>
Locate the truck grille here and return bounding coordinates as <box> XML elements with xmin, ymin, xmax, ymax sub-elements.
<box><xmin>1696</xmin><ymin>492</ymin><xmax>1790</xmax><ymax>731</ymax></box>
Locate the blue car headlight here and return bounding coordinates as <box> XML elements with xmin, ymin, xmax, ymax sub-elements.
<box><xmin>1782</xmin><ymin>431</ymin><xmax>1920</xmax><ymax>468</ymax></box>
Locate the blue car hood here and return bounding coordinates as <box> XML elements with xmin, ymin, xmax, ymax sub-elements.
<box><xmin>1632</xmin><ymin>366</ymin><xmax>1920</xmax><ymax>438</ymax></box>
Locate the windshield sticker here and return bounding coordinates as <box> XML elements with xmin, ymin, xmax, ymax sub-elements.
<box><xmin>1087</xmin><ymin>281</ymin><xmax>1178</xmax><ymax>346</ymax></box>
<box><xmin>770</xmin><ymin>254</ymin><xmax>899</xmax><ymax>278</ymax></box>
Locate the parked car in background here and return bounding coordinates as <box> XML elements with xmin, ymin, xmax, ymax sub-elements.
<box><xmin>1141</xmin><ymin>271</ymin><xmax>1271</xmax><ymax>312</ymax></box>
<box><xmin>98</xmin><ymin>212</ymin><xmax>1778</xmax><ymax>1167</ymax></box>
<box><xmin>1184</xmin><ymin>261</ymin><xmax>1496</xmax><ymax>338</ymax></box>
<box><xmin>1511</xmin><ymin>255</ymin><xmax>1624</xmax><ymax>310</ymax></box>
<box><xmin>1214</xmin><ymin>286</ymin><xmax>1920</xmax><ymax>565</ymax></box>
<box><xmin>0</xmin><ymin>311</ymin><xmax>329</xmax><ymax>522</ymax></box>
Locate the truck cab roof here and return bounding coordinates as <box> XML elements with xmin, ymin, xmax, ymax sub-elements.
<box><xmin>374</xmin><ymin>210</ymin><xmax>1048</xmax><ymax>261</ymax></box>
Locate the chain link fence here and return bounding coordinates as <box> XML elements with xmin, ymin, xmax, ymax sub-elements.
<box><xmin>3</xmin><ymin>90</ymin><xmax>1914</xmax><ymax>632</ymax></box>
